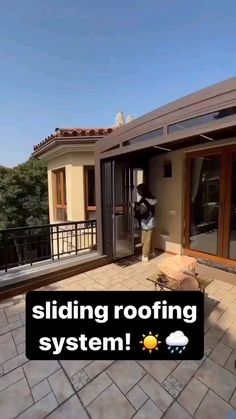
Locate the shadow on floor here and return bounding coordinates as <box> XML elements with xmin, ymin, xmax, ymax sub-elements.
<box><xmin>114</xmin><ymin>250</ymin><xmax>164</xmax><ymax>268</ymax></box>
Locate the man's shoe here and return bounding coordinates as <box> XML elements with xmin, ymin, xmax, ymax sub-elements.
<box><xmin>142</xmin><ymin>256</ymin><xmax>149</xmax><ymax>262</ymax></box>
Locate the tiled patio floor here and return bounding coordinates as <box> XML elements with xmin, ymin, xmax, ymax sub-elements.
<box><xmin>0</xmin><ymin>253</ymin><xmax>236</xmax><ymax>418</ymax></box>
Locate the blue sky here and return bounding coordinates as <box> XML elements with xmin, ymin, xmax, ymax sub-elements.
<box><xmin>1</xmin><ymin>0</ymin><xmax>236</xmax><ymax>166</ymax></box>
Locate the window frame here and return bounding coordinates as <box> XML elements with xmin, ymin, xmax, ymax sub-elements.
<box><xmin>167</xmin><ymin>106</ymin><xmax>236</xmax><ymax>134</ymax></box>
<box><xmin>52</xmin><ymin>167</ymin><xmax>67</xmax><ymax>221</ymax></box>
<box><xmin>84</xmin><ymin>166</ymin><xmax>96</xmax><ymax>217</ymax></box>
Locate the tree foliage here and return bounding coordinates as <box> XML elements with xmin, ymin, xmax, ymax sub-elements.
<box><xmin>0</xmin><ymin>157</ymin><xmax>49</xmax><ymax>230</ymax></box>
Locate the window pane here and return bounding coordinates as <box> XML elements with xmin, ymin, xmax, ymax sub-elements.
<box><xmin>56</xmin><ymin>208</ymin><xmax>67</xmax><ymax>221</ymax></box>
<box><xmin>55</xmin><ymin>169</ymin><xmax>66</xmax><ymax>206</ymax></box>
<box><xmin>189</xmin><ymin>155</ymin><xmax>220</xmax><ymax>255</ymax></box>
<box><xmin>123</xmin><ymin>127</ymin><xmax>163</xmax><ymax>146</ymax></box>
<box><xmin>115</xmin><ymin>167</ymin><xmax>125</xmax><ymax>206</ymax></box>
<box><xmin>133</xmin><ymin>169</ymin><xmax>144</xmax><ymax>201</ymax></box>
<box><xmin>168</xmin><ymin>106</ymin><xmax>236</xmax><ymax>134</ymax></box>
<box><xmin>87</xmin><ymin>169</ymin><xmax>95</xmax><ymax>207</ymax></box>
<box><xmin>56</xmin><ymin>172</ymin><xmax>62</xmax><ymax>205</ymax></box>
<box><xmin>63</xmin><ymin>170</ymin><xmax>67</xmax><ymax>205</ymax></box>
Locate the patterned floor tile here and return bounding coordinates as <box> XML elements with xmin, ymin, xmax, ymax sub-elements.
<box><xmin>195</xmin><ymin>390</ymin><xmax>233</xmax><ymax>419</ymax></box>
<box><xmin>17</xmin><ymin>393</ymin><xmax>58</xmax><ymax>419</ymax></box>
<box><xmin>162</xmin><ymin>374</ymin><xmax>184</xmax><ymax>397</ymax></box>
<box><xmin>127</xmin><ymin>384</ymin><xmax>148</xmax><ymax>410</ymax></box>
<box><xmin>138</xmin><ymin>360</ymin><xmax>177</xmax><ymax>383</ymax></box>
<box><xmin>139</xmin><ymin>374</ymin><xmax>173</xmax><ymax>412</ymax></box>
<box><xmin>70</xmin><ymin>369</ymin><xmax>91</xmax><ymax>391</ymax></box>
<box><xmin>23</xmin><ymin>360</ymin><xmax>60</xmax><ymax>387</ymax></box>
<box><xmin>87</xmin><ymin>383</ymin><xmax>135</xmax><ymax>419</ymax></box>
<box><xmin>78</xmin><ymin>372</ymin><xmax>112</xmax><ymax>406</ymax></box>
<box><xmin>0</xmin><ymin>377</ymin><xmax>33</xmax><ymax>418</ymax></box>
<box><xmin>84</xmin><ymin>360</ymin><xmax>114</xmax><ymax>379</ymax></box>
<box><xmin>163</xmin><ymin>402</ymin><xmax>193</xmax><ymax>419</ymax></box>
<box><xmin>196</xmin><ymin>358</ymin><xmax>236</xmax><ymax>401</ymax></box>
<box><xmin>32</xmin><ymin>379</ymin><xmax>51</xmax><ymax>402</ymax></box>
<box><xmin>47</xmin><ymin>395</ymin><xmax>89</xmax><ymax>419</ymax></box>
<box><xmin>48</xmin><ymin>369</ymin><xmax>74</xmax><ymax>403</ymax></box>
<box><xmin>60</xmin><ymin>360</ymin><xmax>92</xmax><ymax>377</ymax></box>
<box><xmin>177</xmin><ymin>377</ymin><xmax>208</xmax><ymax>415</ymax></box>
<box><xmin>107</xmin><ymin>361</ymin><xmax>146</xmax><ymax>394</ymax></box>
<box><xmin>133</xmin><ymin>399</ymin><xmax>162</xmax><ymax>418</ymax></box>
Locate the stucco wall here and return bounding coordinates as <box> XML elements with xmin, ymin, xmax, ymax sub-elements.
<box><xmin>149</xmin><ymin>137</ymin><xmax>236</xmax><ymax>254</ymax></box>
<box><xmin>47</xmin><ymin>152</ymin><xmax>95</xmax><ymax>222</ymax></box>
<box><xmin>149</xmin><ymin>151</ymin><xmax>184</xmax><ymax>254</ymax></box>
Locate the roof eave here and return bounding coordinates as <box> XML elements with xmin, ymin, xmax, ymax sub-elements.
<box><xmin>32</xmin><ymin>136</ymin><xmax>103</xmax><ymax>158</ymax></box>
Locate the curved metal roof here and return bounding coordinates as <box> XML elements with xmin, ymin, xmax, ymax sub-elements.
<box><xmin>96</xmin><ymin>77</ymin><xmax>236</xmax><ymax>157</ymax></box>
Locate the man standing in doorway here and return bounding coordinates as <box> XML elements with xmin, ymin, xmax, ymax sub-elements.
<box><xmin>135</xmin><ymin>184</ymin><xmax>157</xmax><ymax>262</ymax></box>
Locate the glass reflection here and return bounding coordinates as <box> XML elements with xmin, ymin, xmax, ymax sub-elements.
<box><xmin>190</xmin><ymin>156</ymin><xmax>220</xmax><ymax>255</ymax></box>
<box><xmin>229</xmin><ymin>154</ymin><xmax>236</xmax><ymax>259</ymax></box>
<box><xmin>168</xmin><ymin>106</ymin><xmax>236</xmax><ymax>134</ymax></box>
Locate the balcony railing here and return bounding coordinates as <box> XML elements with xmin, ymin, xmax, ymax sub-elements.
<box><xmin>0</xmin><ymin>220</ymin><xmax>97</xmax><ymax>272</ymax></box>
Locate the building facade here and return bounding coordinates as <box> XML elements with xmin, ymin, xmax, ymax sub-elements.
<box><xmin>33</xmin><ymin>126</ymin><xmax>117</xmax><ymax>223</ymax></box>
<box><xmin>33</xmin><ymin>113</ymin><xmax>135</xmax><ymax>224</ymax></box>
<box><xmin>95</xmin><ymin>77</ymin><xmax>236</xmax><ymax>267</ymax></box>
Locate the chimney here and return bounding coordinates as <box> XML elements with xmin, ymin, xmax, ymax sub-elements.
<box><xmin>115</xmin><ymin>112</ymin><xmax>125</xmax><ymax>127</ymax></box>
<box><xmin>126</xmin><ymin>114</ymin><xmax>134</xmax><ymax>123</ymax></box>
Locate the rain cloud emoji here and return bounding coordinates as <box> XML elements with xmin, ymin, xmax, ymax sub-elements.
<box><xmin>166</xmin><ymin>331</ymin><xmax>189</xmax><ymax>354</ymax></box>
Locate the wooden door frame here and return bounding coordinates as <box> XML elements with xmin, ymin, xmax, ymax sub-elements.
<box><xmin>222</xmin><ymin>148</ymin><xmax>233</xmax><ymax>259</ymax></box>
<box><xmin>184</xmin><ymin>144</ymin><xmax>236</xmax><ymax>266</ymax></box>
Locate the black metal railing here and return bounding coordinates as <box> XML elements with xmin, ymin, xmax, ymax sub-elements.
<box><xmin>0</xmin><ymin>220</ymin><xmax>97</xmax><ymax>272</ymax></box>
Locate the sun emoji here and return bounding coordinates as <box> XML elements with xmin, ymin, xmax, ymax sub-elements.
<box><xmin>140</xmin><ymin>332</ymin><xmax>161</xmax><ymax>353</ymax></box>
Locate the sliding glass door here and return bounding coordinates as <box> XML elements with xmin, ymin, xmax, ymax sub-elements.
<box><xmin>189</xmin><ymin>155</ymin><xmax>221</xmax><ymax>255</ymax></box>
<box><xmin>185</xmin><ymin>146</ymin><xmax>236</xmax><ymax>263</ymax></box>
<box><xmin>112</xmin><ymin>160</ymin><xmax>134</xmax><ymax>259</ymax></box>
<box><xmin>101</xmin><ymin>158</ymin><xmax>147</xmax><ymax>259</ymax></box>
<box><xmin>229</xmin><ymin>152</ymin><xmax>236</xmax><ymax>260</ymax></box>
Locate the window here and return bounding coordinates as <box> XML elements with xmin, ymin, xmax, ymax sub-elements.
<box><xmin>53</xmin><ymin>168</ymin><xmax>67</xmax><ymax>221</ymax></box>
<box><xmin>167</xmin><ymin>106</ymin><xmax>236</xmax><ymax>134</ymax></box>
<box><xmin>85</xmin><ymin>167</ymin><xmax>96</xmax><ymax>216</ymax></box>
<box><xmin>102</xmin><ymin>144</ymin><xmax>120</xmax><ymax>153</ymax></box>
<box><xmin>123</xmin><ymin>127</ymin><xmax>163</xmax><ymax>146</ymax></box>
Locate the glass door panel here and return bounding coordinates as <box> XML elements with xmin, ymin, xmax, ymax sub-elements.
<box><xmin>189</xmin><ymin>155</ymin><xmax>221</xmax><ymax>255</ymax></box>
<box><xmin>101</xmin><ymin>161</ymin><xmax>113</xmax><ymax>258</ymax></box>
<box><xmin>112</xmin><ymin>161</ymin><xmax>134</xmax><ymax>259</ymax></box>
<box><xmin>132</xmin><ymin>169</ymin><xmax>144</xmax><ymax>245</ymax></box>
<box><xmin>229</xmin><ymin>152</ymin><xmax>236</xmax><ymax>259</ymax></box>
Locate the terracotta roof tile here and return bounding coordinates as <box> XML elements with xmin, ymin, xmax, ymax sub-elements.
<box><xmin>33</xmin><ymin>127</ymin><xmax>116</xmax><ymax>153</ymax></box>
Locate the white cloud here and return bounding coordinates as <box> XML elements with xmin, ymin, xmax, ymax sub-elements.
<box><xmin>166</xmin><ymin>331</ymin><xmax>189</xmax><ymax>346</ymax></box>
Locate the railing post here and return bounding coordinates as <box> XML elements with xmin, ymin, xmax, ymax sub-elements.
<box><xmin>3</xmin><ymin>231</ymin><xmax>8</xmax><ymax>272</ymax></box>
<box><xmin>50</xmin><ymin>226</ymin><xmax>54</xmax><ymax>261</ymax></box>
<box><xmin>0</xmin><ymin>219</ymin><xmax>98</xmax><ymax>272</ymax></box>
<box><xmin>95</xmin><ymin>220</ymin><xmax>97</xmax><ymax>247</ymax></box>
<box><xmin>56</xmin><ymin>225</ymin><xmax>60</xmax><ymax>259</ymax></box>
<box><xmin>75</xmin><ymin>223</ymin><xmax>78</xmax><ymax>255</ymax></box>
<box><xmin>91</xmin><ymin>221</ymin><xmax>94</xmax><ymax>248</ymax></box>
<box><xmin>29</xmin><ymin>228</ymin><xmax>33</xmax><ymax>266</ymax></box>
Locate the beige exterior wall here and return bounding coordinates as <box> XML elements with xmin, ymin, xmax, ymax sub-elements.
<box><xmin>149</xmin><ymin>150</ymin><xmax>184</xmax><ymax>254</ymax></box>
<box><xmin>47</xmin><ymin>152</ymin><xmax>95</xmax><ymax>223</ymax></box>
<box><xmin>149</xmin><ymin>137</ymin><xmax>236</xmax><ymax>254</ymax></box>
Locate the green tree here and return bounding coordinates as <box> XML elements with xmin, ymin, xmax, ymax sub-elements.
<box><xmin>0</xmin><ymin>157</ymin><xmax>49</xmax><ymax>230</ymax></box>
